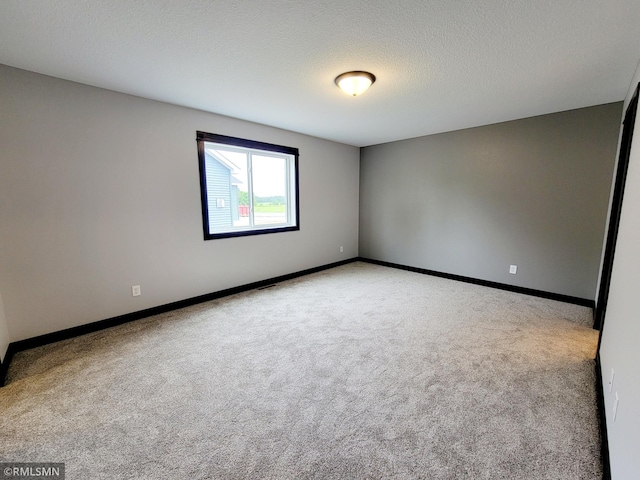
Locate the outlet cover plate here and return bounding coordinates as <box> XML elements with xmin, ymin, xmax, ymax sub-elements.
<box><xmin>609</xmin><ymin>368</ymin><xmax>615</xmax><ymax>392</ymax></box>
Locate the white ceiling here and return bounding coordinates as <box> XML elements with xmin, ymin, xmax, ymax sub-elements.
<box><xmin>1</xmin><ymin>1</ymin><xmax>640</xmax><ymax>147</ymax></box>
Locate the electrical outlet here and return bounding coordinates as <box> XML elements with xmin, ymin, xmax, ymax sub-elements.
<box><xmin>609</xmin><ymin>368</ymin><xmax>615</xmax><ymax>393</ymax></box>
<box><xmin>340</xmin><ymin>246</ymin><xmax>344</xmax><ymax>253</ymax></box>
<box><xmin>132</xmin><ymin>285</ymin><xmax>141</xmax><ymax>297</ymax></box>
<box><xmin>613</xmin><ymin>392</ymin><xmax>619</xmax><ymax>421</ymax></box>
<box><xmin>509</xmin><ymin>265</ymin><xmax>517</xmax><ymax>274</ymax></box>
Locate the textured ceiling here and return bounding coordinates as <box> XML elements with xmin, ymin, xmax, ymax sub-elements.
<box><xmin>1</xmin><ymin>1</ymin><xmax>640</xmax><ymax>147</ymax></box>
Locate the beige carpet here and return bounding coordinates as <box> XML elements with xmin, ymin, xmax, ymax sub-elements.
<box><xmin>0</xmin><ymin>262</ymin><xmax>601</xmax><ymax>479</ymax></box>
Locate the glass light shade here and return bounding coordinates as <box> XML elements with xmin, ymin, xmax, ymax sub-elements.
<box><xmin>335</xmin><ymin>71</ymin><xmax>376</xmax><ymax>96</ymax></box>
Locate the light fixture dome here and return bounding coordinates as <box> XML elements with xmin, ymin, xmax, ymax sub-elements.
<box><xmin>335</xmin><ymin>71</ymin><xmax>376</xmax><ymax>96</ymax></box>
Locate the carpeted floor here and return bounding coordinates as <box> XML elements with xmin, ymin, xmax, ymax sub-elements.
<box><xmin>0</xmin><ymin>262</ymin><xmax>601</xmax><ymax>479</ymax></box>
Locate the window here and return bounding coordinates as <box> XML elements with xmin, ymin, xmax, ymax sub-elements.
<box><xmin>196</xmin><ymin>131</ymin><xmax>299</xmax><ymax>240</ymax></box>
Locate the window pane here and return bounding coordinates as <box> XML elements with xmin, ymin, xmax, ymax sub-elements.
<box><xmin>252</xmin><ymin>155</ymin><xmax>287</xmax><ymax>226</ymax></box>
<box><xmin>204</xmin><ymin>145</ymin><xmax>249</xmax><ymax>233</ymax></box>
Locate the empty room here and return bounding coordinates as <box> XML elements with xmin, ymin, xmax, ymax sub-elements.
<box><xmin>1</xmin><ymin>2</ymin><xmax>640</xmax><ymax>479</ymax></box>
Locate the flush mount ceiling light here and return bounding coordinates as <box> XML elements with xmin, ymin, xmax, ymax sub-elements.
<box><xmin>335</xmin><ymin>71</ymin><xmax>376</xmax><ymax>96</ymax></box>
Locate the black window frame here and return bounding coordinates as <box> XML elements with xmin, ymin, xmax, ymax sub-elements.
<box><xmin>196</xmin><ymin>131</ymin><xmax>300</xmax><ymax>240</ymax></box>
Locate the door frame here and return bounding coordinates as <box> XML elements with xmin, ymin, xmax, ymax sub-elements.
<box><xmin>594</xmin><ymin>83</ymin><xmax>639</xmax><ymax>338</ymax></box>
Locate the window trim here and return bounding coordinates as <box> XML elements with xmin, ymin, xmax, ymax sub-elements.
<box><xmin>196</xmin><ymin>131</ymin><xmax>300</xmax><ymax>240</ymax></box>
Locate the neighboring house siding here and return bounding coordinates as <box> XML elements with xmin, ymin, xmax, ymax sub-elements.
<box><xmin>205</xmin><ymin>152</ymin><xmax>233</xmax><ymax>232</ymax></box>
<box><xmin>230</xmin><ymin>185</ymin><xmax>239</xmax><ymax>222</ymax></box>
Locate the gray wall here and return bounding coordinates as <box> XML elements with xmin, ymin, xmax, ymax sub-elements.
<box><xmin>0</xmin><ymin>65</ymin><xmax>360</xmax><ymax>343</ymax></box>
<box><xmin>359</xmin><ymin>104</ymin><xmax>622</xmax><ymax>299</ymax></box>
<box><xmin>599</xmin><ymin>60</ymin><xmax>640</xmax><ymax>480</ymax></box>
